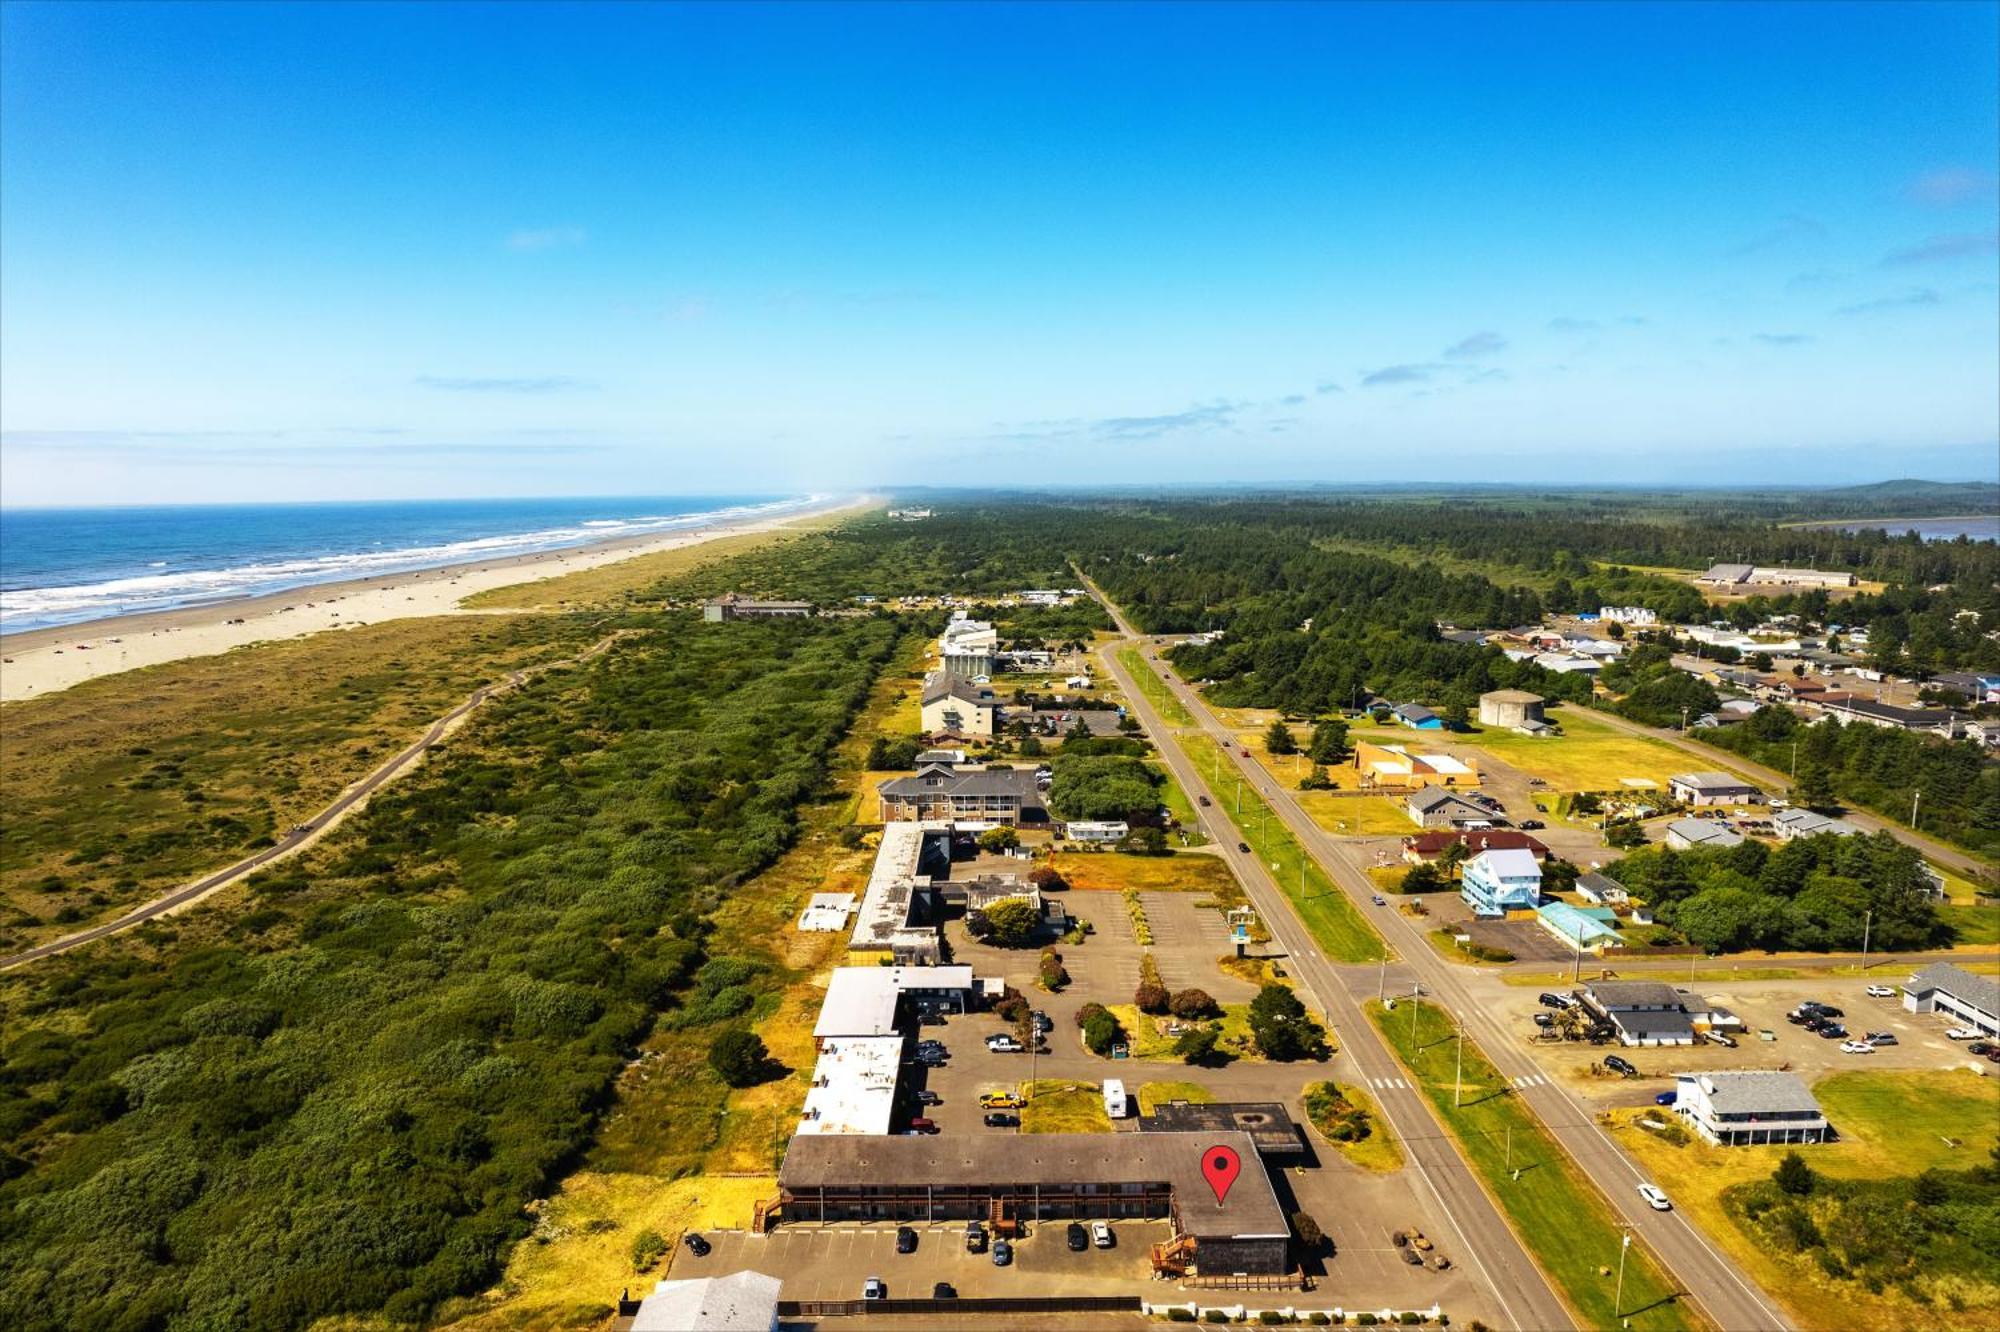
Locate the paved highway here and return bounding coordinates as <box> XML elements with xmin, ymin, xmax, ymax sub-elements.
<box><xmin>1097</xmin><ymin>628</ymin><xmax>1580</xmax><ymax>1330</ymax></box>
<box><xmin>1</xmin><ymin>630</ymin><xmax>624</xmax><ymax>971</ymax></box>
<box><xmin>1094</xmin><ymin>595</ymin><xmax>1796</xmax><ymax>1332</ymax></box>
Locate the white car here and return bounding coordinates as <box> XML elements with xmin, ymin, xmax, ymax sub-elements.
<box><xmin>986</xmin><ymin>1035</ymin><xmax>1024</xmax><ymax>1053</ymax></box>
<box><xmin>1637</xmin><ymin>1184</ymin><xmax>1672</xmax><ymax>1211</ymax></box>
<box><xmin>1091</xmin><ymin>1221</ymin><xmax>1114</xmax><ymax>1248</ymax></box>
<box><xmin>1839</xmin><ymin>1040</ymin><xmax>1875</xmax><ymax>1054</ymax></box>
<box><xmin>1865</xmin><ymin>985</ymin><xmax>1896</xmax><ymax>998</ymax></box>
<box><xmin>1946</xmin><ymin>1027</ymin><xmax>1982</xmax><ymax>1040</ymax></box>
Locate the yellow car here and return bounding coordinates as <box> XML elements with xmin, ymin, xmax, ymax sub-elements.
<box><xmin>978</xmin><ymin>1091</ymin><xmax>1023</xmax><ymax>1110</ymax></box>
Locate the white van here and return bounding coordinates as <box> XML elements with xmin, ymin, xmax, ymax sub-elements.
<box><xmin>1102</xmin><ymin>1079</ymin><xmax>1127</xmax><ymax>1119</ymax></box>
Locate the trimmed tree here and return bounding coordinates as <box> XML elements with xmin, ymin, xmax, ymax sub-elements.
<box><xmin>708</xmin><ymin>1029</ymin><xmax>770</xmax><ymax>1088</ymax></box>
<box><xmin>977</xmin><ymin>897</ymin><xmax>1040</xmax><ymax>948</ymax></box>
<box><xmin>1264</xmin><ymin>719</ymin><xmax>1298</xmax><ymax>755</ymax></box>
<box><xmin>1169</xmin><ymin>988</ymin><xmax>1221</xmax><ymax>1019</ymax></box>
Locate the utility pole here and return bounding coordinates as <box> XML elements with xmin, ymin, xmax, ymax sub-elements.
<box><xmin>1377</xmin><ymin>954</ymin><xmax>1388</xmax><ymax>1002</ymax></box>
<box><xmin>1911</xmin><ymin>789</ymin><xmax>1922</xmax><ymax>830</ymax></box>
<box><xmin>1791</xmin><ymin>737</ymin><xmax>1799</xmax><ymax>780</ymax></box>
<box><xmin>1613</xmin><ymin>1231</ymin><xmax>1633</xmax><ymax>1319</ymax></box>
<box><xmin>1454</xmin><ymin>1023</ymin><xmax>1465</xmax><ymax>1108</ymax></box>
<box><xmin>1505</xmin><ymin>1124</ymin><xmax>1514</xmax><ymax>1174</ymax></box>
<box><xmin>1409</xmin><ymin>983</ymin><xmax>1421</xmax><ymax>1042</ymax></box>
<box><xmin>1860</xmin><ymin>909</ymin><xmax>1873</xmax><ymax>973</ymax></box>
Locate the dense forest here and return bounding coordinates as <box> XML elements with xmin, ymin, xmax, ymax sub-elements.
<box><xmin>1603</xmin><ymin>831</ymin><xmax>1952</xmax><ymax>954</ymax></box>
<box><xmin>0</xmin><ymin>614</ymin><xmax>901</xmax><ymax>1329</ymax></box>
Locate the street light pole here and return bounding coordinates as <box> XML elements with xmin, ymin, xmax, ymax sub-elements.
<box><xmin>1911</xmin><ymin>789</ymin><xmax>1922</xmax><ymax>830</ymax></box>
<box><xmin>1614</xmin><ymin>1232</ymin><xmax>1632</xmax><ymax>1319</ymax></box>
<box><xmin>1378</xmin><ymin>954</ymin><xmax>1388</xmax><ymax>1002</ymax></box>
<box><xmin>1860</xmin><ymin>909</ymin><xmax>1873</xmax><ymax>973</ymax></box>
<box><xmin>1454</xmin><ymin>1023</ymin><xmax>1465</xmax><ymax>1108</ymax></box>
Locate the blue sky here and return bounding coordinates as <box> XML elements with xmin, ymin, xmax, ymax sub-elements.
<box><xmin>2</xmin><ymin>1</ymin><xmax>1996</xmax><ymax>505</ymax></box>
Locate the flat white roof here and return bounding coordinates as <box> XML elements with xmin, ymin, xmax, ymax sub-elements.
<box><xmin>814</xmin><ymin>964</ymin><xmax>976</xmax><ymax>1039</ymax></box>
<box><xmin>798</xmin><ymin>893</ymin><xmax>857</xmax><ymax>932</ymax></box>
<box><xmin>850</xmin><ymin>820</ymin><xmax>942</xmax><ymax>949</ymax></box>
<box><xmin>1469</xmin><ymin>847</ymin><xmax>1543</xmax><ymax>878</ymax></box>
<box><xmin>797</xmin><ymin>1036</ymin><xmax>905</xmax><ymax>1136</ymax></box>
<box><xmin>632</xmin><ymin>1271</ymin><xmax>783</xmax><ymax>1332</ymax></box>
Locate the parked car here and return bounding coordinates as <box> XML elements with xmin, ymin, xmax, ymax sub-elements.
<box><xmin>863</xmin><ymin>1277</ymin><xmax>886</xmax><ymax>1300</ymax></box>
<box><xmin>1520</xmin><ymin>819</ymin><xmax>1545</xmax><ymax>830</ymax></box>
<box><xmin>1704</xmin><ymin>1030</ymin><xmax>1737</xmax><ymax>1048</ymax></box>
<box><xmin>1865</xmin><ymin>985</ymin><xmax>1896</xmax><ymax>998</ymax></box>
<box><xmin>1066</xmin><ymin>1223</ymin><xmax>1089</xmax><ymax>1252</ymax></box>
<box><xmin>1603</xmin><ymin>1055</ymin><xmax>1637</xmax><ymax>1077</ymax></box>
<box><xmin>1534</xmin><ymin>1013</ymin><xmax>1555</xmax><ymax>1028</ymax></box>
<box><xmin>1237</xmin><ymin>841</ymin><xmax>1252</xmax><ymax>854</ymax></box>
<box><xmin>1538</xmin><ymin>992</ymin><xmax>1568</xmax><ymax>1009</ymax></box>
<box><xmin>1032</xmin><ymin>1011</ymin><xmax>1053</xmax><ymax>1033</ymax></box>
<box><xmin>992</xmin><ymin>1240</ymin><xmax>1013</xmax><ymax>1267</ymax></box>
<box><xmin>965</xmin><ymin>1222</ymin><xmax>987</xmax><ymax>1253</ymax></box>
<box><xmin>1637</xmin><ymin>1184</ymin><xmax>1672</xmax><ymax>1211</ymax></box>
<box><xmin>1198</xmin><ymin>794</ymin><xmax>1212</xmax><ymax>806</ymax></box>
<box><xmin>932</xmin><ymin>1282</ymin><xmax>957</xmax><ymax>1300</ymax></box>
<box><xmin>916</xmin><ymin>1089</ymin><xmax>942</xmax><ymax>1106</ymax></box>
<box><xmin>1786</xmin><ymin>1011</ymin><xmax>1811</xmax><ymax>1026</ymax></box>
<box><xmin>983</xmin><ymin>1111</ymin><xmax>1019</xmax><ymax>1128</ymax></box>
<box><xmin>1817</xmin><ymin>1024</ymin><xmax>1848</xmax><ymax>1040</ymax></box>
<box><xmin>1839</xmin><ymin>1041</ymin><xmax>1875</xmax><ymax>1054</ymax></box>
<box><xmin>1968</xmin><ymin>1041</ymin><xmax>1996</xmax><ymax>1057</ymax></box>
<box><xmin>979</xmin><ymin>1091</ymin><xmax>1023</xmax><ymax>1109</ymax></box>
<box><xmin>1816</xmin><ymin>1006</ymin><xmax>1844</xmax><ymax>1019</ymax></box>
<box><xmin>682</xmin><ymin>1233</ymin><xmax>710</xmax><ymax>1256</ymax></box>
<box><xmin>908</xmin><ymin>1117</ymin><xmax>938</xmax><ymax>1133</ymax></box>
<box><xmin>1399</xmin><ymin>1245</ymin><xmax>1424</xmax><ymax>1266</ymax></box>
<box><xmin>896</xmin><ymin>1226</ymin><xmax>918</xmax><ymax>1254</ymax></box>
<box><xmin>1092</xmin><ymin>1221</ymin><xmax>1115</xmax><ymax>1249</ymax></box>
<box><xmin>1866</xmin><ymin>1031</ymin><xmax>1898</xmax><ymax>1046</ymax></box>
<box><xmin>1986</xmin><ymin>1049</ymin><xmax>2000</xmax><ymax>1065</ymax></box>
<box><xmin>1653</xmin><ymin>1091</ymin><xmax>1677</xmax><ymax>1106</ymax></box>
<box><xmin>987</xmin><ymin>1035</ymin><xmax>1024</xmax><ymax>1053</ymax></box>
<box><xmin>1946</xmin><ymin>1027</ymin><xmax>1982</xmax><ymax>1040</ymax></box>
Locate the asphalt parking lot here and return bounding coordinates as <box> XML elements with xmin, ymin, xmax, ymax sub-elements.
<box><xmin>678</xmin><ymin>1219</ymin><xmax>1171</xmax><ymax>1301</ymax></box>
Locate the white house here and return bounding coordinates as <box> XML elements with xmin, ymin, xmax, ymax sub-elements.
<box><xmin>1674</xmin><ymin>1072</ymin><xmax>1829</xmax><ymax>1147</ymax></box>
<box><xmin>1772</xmin><ymin>808</ymin><xmax>1860</xmax><ymax>841</ymax></box>
<box><xmin>1459</xmin><ymin>848</ymin><xmax>1543</xmax><ymax>918</ymax></box>
<box><xmin>1599</xmin><ymin>606</ymin><xmax>1658</xmax><ymax>626</ymax></box>
<box><xmin>1664</xmin><ymin>818</ymin><xmax>1744</xmax><ymax>851</ymax></box>
<box><xmin>1065</xmin><ymin>820</ymin><xmax>1130</xmax><ymax>844</ymax></box>
<box><xmin>1669</xmin><ymin>772</ymin><xmax>1763</xmax><ymax>806</ymax></box>
<box><xmin>631</xmin><ymin>1270</ymin><xmax>783</xmax><ymax>1332</ymax></box>
<box><xmin>920</xmin><ymin>674</ymin><xmax>1000</xmax><ymax>737</ymax></box>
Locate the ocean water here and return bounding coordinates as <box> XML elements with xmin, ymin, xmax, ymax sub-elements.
<box><xmin>0</xmin><ymin>494</ymin><xmax>818</xmax><ymax>634</ymax></box>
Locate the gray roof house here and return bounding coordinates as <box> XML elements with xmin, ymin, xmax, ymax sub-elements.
<box><xmin>1574</xmin><ymin>872</ymin><xmax>1629</xmax><ymax>906</ymax></box>
<box><xmin>1664</xmin><ymin>817</ymin><xmax>1744</xmax><ymax>851</ymax></box>
<box><xmin>1903</xmin><ymin>962</ymin><xmax>2000</xmax><ymax>1037</ymax></box>
<box><xmin>1673</xmin><ymin>1071</ymin><xmax>1829</xmax><ymax>1146</ymax></box>
<box><xmin>1405</xmin><ymin>787</ymin><xmax>1497</xmax><ymax>829</ymax></box>
<box><xmin>1579</xmin><ymin>980</ymin><xmax>1696</xmax><ymax>1046</ymax></box>
<box><xmin>878</xmin><ymin>764</ymin><xmax>1047</xmax><ymax>825</ymax></box>
<box><xmin>1772</xmin><ymin>808</ymin><xmax>1860</xmax><ymax>841</ymax></box>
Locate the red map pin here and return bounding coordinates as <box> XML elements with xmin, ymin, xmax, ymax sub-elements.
<box><xmin>1201</xmin><ymin>1144</ymin><xmax>1242</xmax><ymax>1205</ymax></box>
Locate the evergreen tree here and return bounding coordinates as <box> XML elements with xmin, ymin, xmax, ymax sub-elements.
<box><xmin>1264</xmin><ymin>719</ymin><xmax>1298</xmax><ymax>755</ymax></box>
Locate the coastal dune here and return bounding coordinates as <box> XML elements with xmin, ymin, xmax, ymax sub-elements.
<box><xmin>0</xmin><ymin>494</ymin><xmax>866</xmax><ymax>703</ymax></box>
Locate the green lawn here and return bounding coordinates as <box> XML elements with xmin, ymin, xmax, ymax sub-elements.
<box><xmin>1021</xmin><ymin>1079</ymin><xmax>1113</xmax><ymax>1133</ymax></box>
<box><xmin>1369</xmin><ymin>999</ymin><xmax>1695</xmax><ymax>1332</ymax></box>
<box><xmin>1303</xmin><ymin>1080</ymin><xmax>1404</xmax><ymax>1174</ymax></box>
<box><xmin>1108</xmin><ymin>1002</ymin><xmax>1266</xmax><ymax>1064</ymax></box>
<box><xmin>1150</xmin><ymin>761</ymin><xmax>1212</xmax><ymax>847</ymax></box>
<box><xmin>1117</xmin><ymin>647</ymin><xmax>1195</xmax><ymax>727</ymax></box>
<box><xmin>1137</xmin><ymin>1080</ymin><xmax>1216</xmax><ymax>1115</ymax></box>
<box><xmin>1199</xmin><ymin>736</ymin><xmax>1385</xmax><ymax>963</ymax></box>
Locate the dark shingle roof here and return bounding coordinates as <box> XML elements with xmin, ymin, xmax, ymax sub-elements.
<box><xmin>1906</xmin><ymin>963</ymin><xmax>2000</xmax><ymax>1017</ymax></box>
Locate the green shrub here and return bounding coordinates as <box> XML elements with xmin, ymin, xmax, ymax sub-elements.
<box><xmin>630</xmin><ymin>1228</ymin><xmax>667</xmax><ymax>1272</ymax></box>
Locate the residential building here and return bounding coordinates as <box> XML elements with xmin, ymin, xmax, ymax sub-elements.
<box><xmin>813</xmin><ymin>965</ymin><xmax>977</xmax><ymax>1045</ymax></box>
<box><xmin>629</xmin><ymin>1270</ymin><xmax>784</xmax><ymax>1332</ymax></box>
<box><xmin>920</xmin><ymin>675</ymin><xmax>1000</xmax><ymax>737</ymax></box>
<box><xmin>1902</xmin><ymin>963</ymin><xmax>2000</xmax><ymax>1037</ymax></box>
<box><xmin>1532</xmin><ymin>652</ymin><xmax>1602</xmax><ymax>675</ymax></box>
<box><xmin>1599</xmin><ymin>606</ymin><xmax>1658</xmax><ymax>626</ymax></box>
<box><xmin>1536</xmin><ymin>900</ymin><xmax>1623</xmax><ymax>953</ymax></box>
<box><xmin>912</xmin><ymin>747</ymin><xmax>967</xmax><ymax>767</ymax></box>
<box><xmin>1401</xmin><ymin>828</ymin><xmax>1549</xmax><ymax>864</ymax></box>
<box><xmin>1674</xmin><ymin>1072</ymin><xmax>1829</xmax><ymax>1147</ymax></box>
<box><xmin>1816</xmin><ymin>696</ymin><xmax>1970</xmax><ymax>739</ymax></box>
<box><xmin>1669</xmin><ymin>772</ymin><xmax>1764</xmax><ymax>806</ymax></box>
<box><xmin>877</xmin><ymin>764</ymin><xmax>1046</xmax><ymax>825</ymax></box>
<box><xmin>1460</xmin><ymin>847</ymin><xmax>1543</xmax><ymax>917</ymax></box>
<box><xmin>1357</xmin><ymin>741</ymin><xmax>1479</xmax><ymax>790</ymax></box>
<box><xmin>848</xmin><ymin>821</ymin><xmax>952</xmax><ymax>963</ymax></box>
<box><xmin>1665</xmin><ymin>818</ymin><xmax>1744</xmax><ymax>851</ymax></box>
<box><xmin>775</xmin><ymin>1131</ymin><xmax>1291</xmax><ymax>1275</ymax></box>
<box><xmin>1063</xmin><ymin>820</ymin><xmax>1129</xmax><ymax>844</ymax></box>
<box><xmin>1391</xmin><ymin>702</ymin><xmax>1446</xmax><ymax>730</ymax></box>
<box><xmin>703</xmin><ymin>594</ymin><xmax>813</xmax><ymax>622</ymax></box>
<box><xmin>1573</xmin><ymin>872</ymin><xmax>1630</xmax><ymax>907</ymax></box>
<box><xmin>1579</xmin><ymin>980</ymin><xmax>1695</xmax><ymax>1046</ymax></box>
<box><xmin>1772</xmin><ymin>808</ymin><xmax>1860</xmax><ymax>841</ymax></box>
<box><xmin>1477</xmin><ymin>689</ymin><xmax>1545</xmax><ymax>730</ymax></box>
<box><xmin>1404</xmin><ymin>787</ymin><xmax>1498</xmax><ymax>829</ymax></box>
<box><xmin>1932</xmin><ymin>671</ymin><xmax>2000</xmax><ymax>705</ymax></box>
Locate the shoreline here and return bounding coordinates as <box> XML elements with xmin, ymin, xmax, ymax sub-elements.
<box><xmin>0</xmin><ymin>494</ymin><xmax>867</xmax><ymax>702</ymax></box>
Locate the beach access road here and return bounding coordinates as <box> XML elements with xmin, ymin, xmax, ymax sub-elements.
<box><xmin>1089</xmin><ymin>584</ymin><xmax>1796</xmax><ymax>1332</ymax></box>
<box><xmin>0</xmin><ymin>630</ymin><xmax>629</xmax><ymax>971</ymax></box>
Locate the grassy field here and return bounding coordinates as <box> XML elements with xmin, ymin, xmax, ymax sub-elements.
<box><xmin>0</xmin><ymin>613</ymin><xmax>597</xmax><ymax>947</ymax></box>
<box><xmin>1107</xmin><ymin>1002</ymin><xmax>1272</xmax><ymax>1064</ymax></box>
<box><xmin>1050</xmin><ymin>848</ymin><xmax>1239</xmax><ymax>899</ymax></box>
<box><xmin>1136</xmin><ymin>1080</ymin><xmax>1216</xmax><ymax>1114</ymax></box>
<box><xmin>1298</xmin><ymin>792</ymin><xmax>1420</xmax><ymax>837</ymax></box>
<box><xmin>1021</xmin><ymin>1079</ymin><xmax>1114</xmax><ymax>1133</ymax></box>
<box><xmin>1614</xmin><ymin>1069</ymin><xmax>2000</xmax><ymax>1332</ymax></box>
<box><xmin>1196</xmin><ymin>736</ymin><xmax>1386</xmax><ymax>964</ymax></box>
<box><xmin>438</xmin><ymin>624</ymin><xmax>929</xmax><ymax>1328</ymax></box>
<box><xmin>1116</xmin><ymin>646</ymin><xmax>1195</xmax><ymax>727</ymax></box>
<box><xmin>1150</xmin><ymin>761</ymin><xmax>1213</xmax><ymax>847</ymax></box>
<box><xmin>1368</xmin><ymin>998</ymin><xmax>1695</xmax><ymax>1332</ymax></box>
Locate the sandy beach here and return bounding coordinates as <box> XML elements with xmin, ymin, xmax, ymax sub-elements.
<box><xmin>0</xmin><ymin>494</ymin><xmax>867</xmax><ymax>703</ymax></box>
